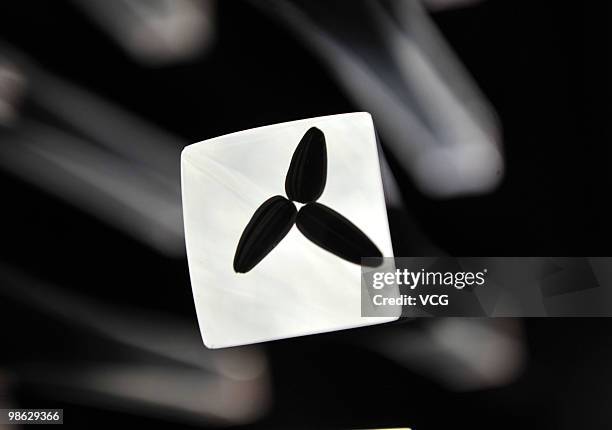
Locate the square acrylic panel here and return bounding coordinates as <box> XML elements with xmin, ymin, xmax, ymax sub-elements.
<box><xmin>181</xmin><ymin>112</ymin><xmax>398</xmax><ymax>348</ymax></box>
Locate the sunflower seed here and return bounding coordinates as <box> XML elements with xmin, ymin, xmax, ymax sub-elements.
<box><xmin>233</xmin><ymin>196</ymin><xmax>297</xmax><ymax>273</ymax></box>
<box><xmin>285</xmin><ymin>127</ymin><xmax>327</xmax><ymax>203</ymax></box>
<box><xmin>296</xmin><ymin>202</ymin><xmax>383</xmax><ymax>267</ymax></box>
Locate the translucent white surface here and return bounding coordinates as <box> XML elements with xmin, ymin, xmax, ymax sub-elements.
<box><xmin>182</xmin><ymin>112</ymin><xmax>398</xmax><ymax>348</ymax></box>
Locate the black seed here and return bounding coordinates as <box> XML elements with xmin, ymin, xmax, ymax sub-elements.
<box><xmin>234</xmin><ymin>196</ymin><xmax>297</xmax><ymax>273</ymax></box>
<box><xmin>296</xmin><ymin>203</ymin><xmax>383</xmax><ymax>267</ymax></box>
<box><xmin>285</xmin><ymin>127</ymin><xmax>327</xmax><ymax>203</ymax></box>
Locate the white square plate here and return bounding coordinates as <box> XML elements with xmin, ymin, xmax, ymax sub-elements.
<box><xmin>181</xmin><ymin>112</ymin><xmax>398</xmax><ymax>348</ymax></box>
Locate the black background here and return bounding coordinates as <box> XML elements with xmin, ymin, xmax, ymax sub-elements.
<box><xmin>0</xmin><ymin>1</ymin><xmax>610</xmax><ymax>428</ymax></box>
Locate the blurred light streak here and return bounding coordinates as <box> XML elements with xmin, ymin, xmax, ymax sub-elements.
<box><xmin>368</xmin><ymin>319</ymin><xmax>525</xmax><ymax>391</ymax></box>
<box><xmin>423</xmin><ymin>0</ymin><xmax>484</xmax><ymax>12</ymax></box>
<box><xmin>0</xmin><ymin>59</ymin><xmax>25</xmax><ymax>126</ymax></box>
<box><xmin>364</xmin><ymin>428</ymin><xmax>411</xmax><ymax>430</ymax></box>
<box><xmin>0</xmin><ymin>47</ymin><xmax>185</xmax><ymax>256</ymax></box>
<box><xmin>378</xmin><ymin>146</ymin><xmax>403</xmax><ymax>209</ymax></box>
<box><xmin>379</xmin><ymin>148</ymin><xmax>443</xmax><ymax>256</ymax></box>
<box><xmin>251</xmin><ymin>0</ymin><xmax>503</xmax><ymax>197</ymax></box>
<box><xmin>72</xmin><ymin>0</ymin><xmax>216</xmax><ymax>66</ymax></box>
<box><xmin>21</xmin><ymin>364</ymin><xmax>269</xmax><ymax>425</ymax></box>
<box><xmin>0</xmin><ymin>264</ymin><xmax>271</xmax><ymax>425</ymax></box>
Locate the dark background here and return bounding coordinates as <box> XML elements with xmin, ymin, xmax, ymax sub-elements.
<box><xmin>0</xmin><ymin>1</ymin><xmax>610</xmax><ymax>428</ymax></box>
